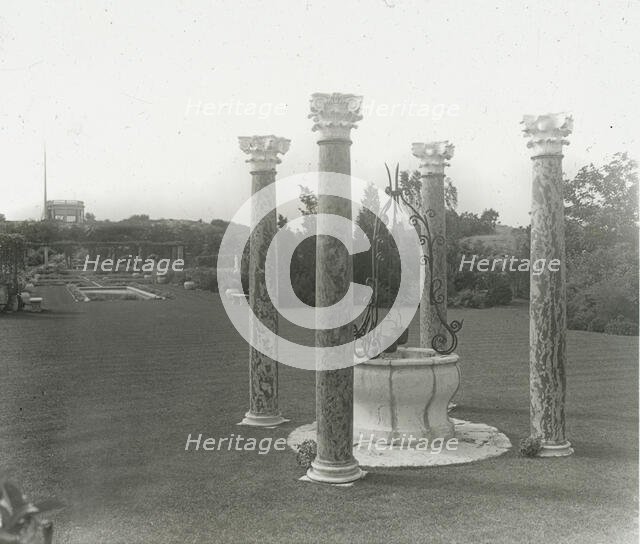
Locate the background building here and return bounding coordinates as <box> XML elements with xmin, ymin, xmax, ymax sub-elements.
<box><xmin>45</xmin><ymin>200</ymin><xmax>85</xmax><ymax>223</ymax></box>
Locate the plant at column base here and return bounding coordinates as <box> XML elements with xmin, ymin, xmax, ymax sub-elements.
<box><xmin>295</xmin><ymin>439</ymin><xmax>318</xmax><ymax>469</ymax></box>
<box><xmin>0</xmin><ymin>479</ymin><xmax>60</xmax><ymax>544</ymax></box>
<box><xmin>519</xmin><ymin>436</ymin><xmax>542</xmax><ymax>457</ymax></box>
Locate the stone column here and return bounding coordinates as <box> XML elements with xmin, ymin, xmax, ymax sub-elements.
<box><xmin>522</xmin><ymin>113</ymin><xmax>574</xmax><ymax>457</ymax></box>
<box><xmin>411</xmin><ymin>141</ymin><xmax>454</xmax><ymax>349</ymax></box>
<box><xmin>307</xmin><ymin>92</ymin><xmax>364</xmax><ymax>484</ymax></box>
<box><xmin>238</xmin><ymin>135</ymin><xmax>290</xmax><ymax>426</ymax></box>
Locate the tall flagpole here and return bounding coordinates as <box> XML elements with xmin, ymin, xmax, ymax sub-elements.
<box><xmin>43</xmin><ymin>144</ymin><xmax>47</xmax><ymax>220</ymax></box>
<box><xmin>43</xmin><ymin>144</ymin><xmax>50</xmax><ymax>267</ymax></box>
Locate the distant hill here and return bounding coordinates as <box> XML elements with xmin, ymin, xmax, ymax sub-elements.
<box><xmin>460</xmin><ymin>224</ymin><xmax>525</xmax><ymax>256</ymax></box>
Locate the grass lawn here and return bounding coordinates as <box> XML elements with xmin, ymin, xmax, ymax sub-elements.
<box><xmin>0</xmin><ymin>288</ymin><xmax>637</xmax><ymax>543</ymax></box>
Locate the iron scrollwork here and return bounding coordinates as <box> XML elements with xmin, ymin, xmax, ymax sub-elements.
<box><xmin>353</xmin><ymin>180</ymin><xmax>394</xmax><ymax>359</ymax></box>
<box><xmin>354</xmin><ymin>163</ymin><xmax>462</xmax><ymax>357</ymax></box>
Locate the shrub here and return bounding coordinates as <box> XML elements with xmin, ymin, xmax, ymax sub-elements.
<box><xmin>455</xmin><ymin>288</ymin><xmax>474</xmax><ymax>307</ymax></box>
<box><xmin>295</xmin><ymin>439</ymin><xmax>317</xmax><ymax>469</ymax></box>
<box><xmin>26</xmin><ymin>248</ymin><xmax>43</xmax><ymax>266</ymax></box>
<box><xmin>171</xmin><ymin>270</ymin><xmax>186</xmax><ymax>284</ymax></box>
<box><xmin>567</xmin><ymin>259</ymin><xmax>639</xmax><ymax>333</ymax></box>
<box><xmin>469</xmin><ymin>291</ymin><xmax>491</xmax><ymax>309</ymax></box>
<box><xmin>587</xmin><ymin>316</ymin><xmax>607</xmax><ymax>333</ymax></box>
<box><xmin>452</xmin><ymin>288</ymin><xmax>492</xmax><ymax>309</ymax></box>
<box><xmin>604</xmin><ymin>316</ymin><xmax>638</xmax><ymax>336</ymax></box>
<box><xmin>158</xmin><ymin>269</ymin><xmax>174</xmax><ymax>283</ymax></box>
<box><xmin>487</xmin><ymin>276</ymin><xmax>513</xmax><ymax>305</ymax></box>
<box><xmin>519</xmin><ymin>436</ymin><xmax>542</xmax><ymax>457</ymax></box>
<box><xmin>588</xmin><ymin>278</ymin><xmax>638</xmax><ymax>323</ymax></box>
<box><xmin>195</xmin><ymin>254</ymin><xmax>217</xmax><ymax>267</ymax></box>
<box><xmin>567</xmin><ymin>310</ymin><xmax>595</xmax><ymax>331</ymax></box>
<box><xmin>452</xmin><ymin>269</ymin><xmax>478</xmax><ymax>293</ymax></box>
<box><xmin>188</xmin><ymin>268</ymin><xmax>218</xmax><ymax>292</ymax></box>
<box><xmin>566</xmin><ymin>289</ymin><xmax>595</xmax><ymax>331</ymax></box>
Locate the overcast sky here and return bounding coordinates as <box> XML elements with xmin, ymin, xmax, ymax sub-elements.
<box><xmin>1</xmin><ymin>1</ymin><xmax>638</xmax><ymax>226</ymax></box>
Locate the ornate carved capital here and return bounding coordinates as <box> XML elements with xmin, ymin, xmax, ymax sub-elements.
<box><xmin>238</xmin><ymin>135</ymin><xmax>290</xmax><ymax>172</ymax></box>
<box><xmin>411</xmin><ymin>141</ymin><xmax>455</xmax><ymax>176</ymax></box>
<box><xmin>309</xmin><ymin>92</ymin><xmax>363</xmax><ymax>141</ymax></box>
<box><xmin>522</xmin><ymin>113</ymin><xmax>573</xmax><ymax>157</ymax></box>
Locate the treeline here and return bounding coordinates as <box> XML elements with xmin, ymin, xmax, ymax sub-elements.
<box><xmin>2</xmin><ymin>153</ymin><xmax>636</xmax><ymax>335</ymax></box>
<box><xmin>0</xmin><ymin>216</ymin><xmax>232</xmax><ymax>266</ymax></box>
<box><xmin>276</xmin><ymin>173</ymin><xmax>507</xmax><ymax>309</ymax></box>
<box><xmin>278</xmin><ymin>154</ymin><xmax>638</xmax><ymax>336</ymax></box>
<box><xmin>562</xmin><ymin>153</ymin><xmax>638</xmax><ymax>335</ymax></box>
<box><xmin>448</xmin><ymin>153</ymin><xmax>638</xmax><ymax>334</ymax></box>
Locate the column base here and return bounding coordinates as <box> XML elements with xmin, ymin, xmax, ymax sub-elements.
<box><xmin>237</xmin><ymin>411</ymin><xmax>288</xmax><ymax>427</ymax></box>
<box><xmin>306</xmin><ymin>459</ymin><xmax>364</xmax><ymax>484</ymax></box>
<box><xmin>537</xmin><ymin>440</ymin><xmax>574</xmax><ymax>457</ymax></box>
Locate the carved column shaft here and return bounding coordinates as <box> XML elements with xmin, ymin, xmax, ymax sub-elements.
<box><xmin>412</xmin><ymin>142</ymin><xmax>454</xmax><ymax>349</ymax></box>
<box><xmin>307</xmin><ymin>92</ymin><xmax>364</xmax><ymax>483</ymax></box>
<box><xmin>238</xmin><ymin>135</ymin><xmax>290</xmax><ymax>426</ymax></box>
<box><xmin>523</xmin><ymin>113</ymin><xmax>574</xmax><ymax>457</ymax></box>
<box><xmin>411</xmin><ymin>142</ymin><xmax>458</xmax><ymax>439</ymax></box>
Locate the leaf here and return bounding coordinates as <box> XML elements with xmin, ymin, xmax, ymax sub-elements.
<box><xmin>32</xmin><ymin>499</ymin><xmax>63</xmax><ymax>514</ymax></box>
<box><xmin>0</xmin><ymin>505</ymin><xmax>11</xmax><ymax>526</ymax></box>
<box><xmin>0</xmin><ymin>483</ymin><xmax>25</xmax><ymax>511</ymax></box>
<box><xmin>6</xmin><ymin>503</ymin><xmax>39</xmax><ymax>531</ymax></box>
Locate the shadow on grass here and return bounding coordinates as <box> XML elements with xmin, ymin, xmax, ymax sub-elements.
<box><xmin>363</xmin><ymin>467</ymin><xmax>620</xmax><ymax>505</ymax></box>
<box><xmin>5</xmin><ymin>310</ymin><xmax>81</xmax><ymax>319</ymax></box>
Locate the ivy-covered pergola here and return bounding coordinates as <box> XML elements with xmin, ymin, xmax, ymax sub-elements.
<box><xmin>0</xmin><ymin>233</ymin><xmax>26</xmax><ymax>310</ymax></box>
<box><xmin>28</xmin><ymin>240</ymin><xmax>185</xmax><ymax>268</ymax></box>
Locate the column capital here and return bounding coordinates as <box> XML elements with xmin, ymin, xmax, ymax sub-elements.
<box><xmin>411</xmin><ymin>141</ymin><xmax>454</xmax><ymax>176</ymax></box>
<box><xmin>238</xmin><ymin>135</ymin><xmax>290</xmax><ymax>172</ymax></box>
<box><xmin>522</xmin><ymin>113</ymin><xmax>573</xmax><ymax>157</ymax></box>
<box><xmin>309</xmin><ymin>92</ymin><xmax>363</xmax><ymax>141</ymax></box>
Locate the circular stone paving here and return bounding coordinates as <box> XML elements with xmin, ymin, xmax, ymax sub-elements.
<box><xmin>287</xmin><ymin>418</ymin><xmax>512</xmax><ymax>468</ymax></box>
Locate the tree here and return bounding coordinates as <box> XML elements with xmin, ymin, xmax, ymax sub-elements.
<box><xmin>85</xmin><ymin>212</ymin><xmax>96</xmax><ymax>222</ymax></box>
<box><xmin>480</xmin><ymin>209</ymin><xmax>499</xmax><ymax>232</ymax></box>
<box><xmin>563</xmin><ymin>153</ymin><xmax>639</xmax><ymax>333</ymax></box>
<box><xmin>298</xmin><ymin>186</ymin><xmax>317</xmax><ymax>216</ymax></box>
<box><xmin>398</xmin><ymin>170</ymin><xmax>458</xmax><ymax>213</ymax></box>
<box><xmin>128</xmin><ymin>214</ymin><xmax>150</xmax><ymax>222</ymax></box>
<box><xmin>564</xmin><ymin>152</ymin><xmax>638</xmax><ymax>253</ymax></box>
<box><xmin>398</xmin><ymin>170</ymin><xmax>421</xmax><ymax>210</ymax></box>
<box><xmin>354</xmin><ymin>183</ymin><xmax>382</xmax><ymax>289</ymax></box>
<box><xmin>444</xmin><ymin>178</ymin><xmax>458</xmax><ymax>211</ymax></box>
<box><xmin>290</xmin><ymin>186</ymin><xmax>319</xmax><ymax>305</ymax></box>
<box><xmin>355</xmin><ymin>182</ymin><xmax>380</xmax><ymax>228</ymax></box>
<box><xmin>0</xmin><ymin>214</ymin><xmax>5</xmax><ymax>222</ymax></box>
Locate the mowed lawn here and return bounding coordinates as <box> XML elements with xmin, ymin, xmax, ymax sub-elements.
<box><xmin>0</xmin><ymin>287</ymin><xmax>637</xmax><ymax>543</ymax></box>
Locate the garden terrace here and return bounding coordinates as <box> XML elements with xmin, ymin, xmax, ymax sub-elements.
<box><xmin>0</xmin><ymin>288</ymin><xmax>636</xmax><ymax>543</ymax></box>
